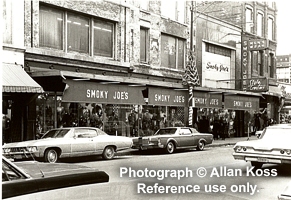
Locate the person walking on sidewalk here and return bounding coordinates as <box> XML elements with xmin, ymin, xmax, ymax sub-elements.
<box><xmin>220</xmin><ymin>117</ymin><xmax>228</xmax><ymax>140</ymax></box>
<box><xmin>212</xmin><ymin>116</ymin><xmax>220</xmax><ymax>140</ymax></box>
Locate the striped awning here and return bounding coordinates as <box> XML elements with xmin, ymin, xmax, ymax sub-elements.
<box><xmin>2</xmin><ymin>63</ymin><xmax>44</xmax><ymax>93</ymax></box>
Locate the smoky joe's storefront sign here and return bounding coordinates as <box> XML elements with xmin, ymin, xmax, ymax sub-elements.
<box><xmin>192</xmin><ymin>91</ymin><xmax>222</xmax><ymax>108</ymax></box>
<box><xmin>224</xmin><ymin>95</ymin><xmax>259</xmax><ymax>111</ymax></box>
<box><xmin>148</xmin><ymin>87</ymin><xmax>188</xmax><ymax>106</ymax></box>
<box><xmin>63</xmin><ymin>79</ymin><xmax>145</xmax><ymax>104</ymax></box>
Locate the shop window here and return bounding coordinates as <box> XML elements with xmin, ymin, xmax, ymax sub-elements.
<box><xmin>140</xmin><ymin>27</ymin><xmax>149</xmax><ymax>63</ymax></box>
<box><xmin>35</xmin><ymin>96</ymin><xmax>186</xmax><ymax>138</ymax></box>
<box><xmin>39</xmin><ymin>4</ymin><xmax>115</xmax><ymax>57</ymax></box>
<box><xmin>161</xmin><ymin>34</ymin><xmax>185</xmax><ymax>70</ymax></box>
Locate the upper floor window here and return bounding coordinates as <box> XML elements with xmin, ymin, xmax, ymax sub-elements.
<box><xmin>140</xmin><ymin>27</ymin><xmax>149</xmax><ymax>63</ymax></box>
<box><xmin>205</xmin><ymin>43</ymin><xmax>231</xmax><ymax>57</ymax></box>
<box><xmin>39</xmin><ymin>6</ymin><xmax>63</xmax><ymax>49</ymax></box>
<box><xmin>39</xmin><ymin>5</ymin><xmax>114</xmax><ymax>57</ymax></box>
<box><xmin>257</xmin><ymin>12</ymin><xmax>264</xmax><ymax>37</ymax></box>
<box><xmin>161</xmin><ymin>1</ymin><xmax>185</xmax><ymax>23</ymax></box>
<box><xmin>245</xmin><ymin>7</ymin><xmax>253</xmax><ymax>33</ymax></box>
<box><xmin>93</xmin><ymin>20</ymin><xmax>114</xmax><ymax>57</ymax></box>
<box><xmin>67</xmin><ymin>14</ymin><xmax>89</xmax><ymax>54</ymax></box>
<box><xmin>161</xmin><ymin>34</ymin><xmax>185</xmax><ymax>70</ymax></box>
<box><xmin>268</xmin><ymin>16</ymin><xmax>274</xmax><ymax>41</ymax></box>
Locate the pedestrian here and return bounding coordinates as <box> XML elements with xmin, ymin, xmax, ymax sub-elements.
<box><xmin>212</xmin><ymin>116</ymin><xmax>220</xmax><ymax>140</ymax></box>
<box><xmin>199</xmin><ymin>116</ymin><xmax>210</xmax><ymax>133</ymax></box>
<box><xmin>220</xmin><ymin>117</ymin><xmax>227</xmax><ymax>140</ymax></box>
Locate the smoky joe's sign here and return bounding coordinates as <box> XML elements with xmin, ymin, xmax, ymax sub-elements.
<box><xmin>206</xmin><ymin>62</ymin><xmax>229</xmax><ymax>72</ymax></box>
<box><xmin>148</xmin><ymin>87</ymin><xmax>188</xmax><ymax>106</ymax></box>
<box><xmin>63</xmin><ymin>80</ymin><xmax>145</xmax><ymax>104</ymax></box>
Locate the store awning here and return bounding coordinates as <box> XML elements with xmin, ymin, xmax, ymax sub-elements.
<box><xmin>224</xmin><ymin>95</ymin><xmax>260</xmax><ymax>111</ymax></box>
<box><xmin>2</xmin><ymin>63</ymin><xmax>44</xmax><ymax>93</ymax></box>
<box><xmin>62</xmin><ymin>79</ymin><xmax>145</xmax><ymax>104</ymax></box>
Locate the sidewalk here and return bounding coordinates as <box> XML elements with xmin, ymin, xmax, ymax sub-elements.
<box><xmin>209</xmin><ymin>135</ymin><xmax>257</xmax><ymax>147</ymax></box>
<box><xmin>117</xmin><ymin>136</ymin><xmax>258</xmax><ymax>156</ymax></box>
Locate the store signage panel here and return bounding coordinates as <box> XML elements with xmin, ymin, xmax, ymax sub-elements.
<box><xmin>245</xmin><ymin>78</ymin><xmax>269</xmax><ymax>92</ymax></box>
<box><xmin>224</xmin><ymin>95</ymin><xmax>259</xmax><ymax>111</ymax></box>
<box><xmin>248</xmin><ymin>39</ymin><xmax>268</xmax><ymax>51</ymax></box>
<box><xmin>209</xmin><ymin>93</ymin><xmax>222</xmax><ymax>108</ymax></box>
<box><xmin>192</xmin><ymin>92</ymin><xmax>222</xmax><ymax>108</ymax></box>
<box><xmin>202</xmin><ymin>52</ymin><xmax>231</xmax><ymax>88</ymax></box>
<box><xmin>148</xmin><ymin>87</ymin><xmax>188</xmax><ymax>106</ymax></box>
<box><xmin>241</xmin><ymin>36</ymin><xmax>249</xmax><ymax>91</ymax></box>
<box><xmin>63</xmin><ymin>79</ymin><xmax>145</xmax><ymax>104</ymax></box>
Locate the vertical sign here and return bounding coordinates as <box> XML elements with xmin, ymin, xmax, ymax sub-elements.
<box><xmin>241</xmin><ymin>36</ymin><xmax>248</xmax><ymax>90</ymax></box>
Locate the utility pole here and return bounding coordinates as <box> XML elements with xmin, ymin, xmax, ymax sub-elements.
<box><xmin>182</xmin><ymin>1</ymin><xmax>200</xmax><ymax>127</ymax></box>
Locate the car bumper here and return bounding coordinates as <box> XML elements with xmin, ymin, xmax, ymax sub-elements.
<box><xmin>3</xmin><ymin>152</ymin><xmax>40</xmax><ymax>160</ymax></box>
<box><xmin>233</xmin><ymin>153</ymin><xmax>291</xmax><ymax>164</ymax></box>
<box><xmin>132</xmin><ymin>143</ymin><xmax>164</xmax><ymax>150</ymax></box>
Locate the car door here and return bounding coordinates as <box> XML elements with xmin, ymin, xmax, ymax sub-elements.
<box><xmin>177</xmin><ymin>128</ymin><xmax>195</xmax><ymax>147</ymax></box>
<box><xmin>70</xmin><ymin>129</ymin><xmax>97</xmax><ymax>156</ymax></box>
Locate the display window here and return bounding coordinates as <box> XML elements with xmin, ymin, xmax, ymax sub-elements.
<box><xmin>35</xmin><ymin>94</ymin><xmax>186</xmax><ymax>137</ymax></box>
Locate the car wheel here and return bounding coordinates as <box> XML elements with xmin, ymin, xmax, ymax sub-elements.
<box><xmin>251</xmin><ymin>161</ymin><xmax>263</xmax><ymax>170</ymax></box>
<box><xmin>44</xmin><ymin>149</ymin><xmax>59</xmax><ymax>163</ymax></box>
<box><xmin>166</xmin><ymin>141</ymin><xmax>175</xmax><ymax>154</ymax></box>
<box><xmin>196</xmin><ymin>140</ymin><xmax>205</xmax><ymax>151</ymax></box>
<box><xmin>102</xmin><ymin>146</ymin><xmax>115</xmax><ymax>160</ymax></box>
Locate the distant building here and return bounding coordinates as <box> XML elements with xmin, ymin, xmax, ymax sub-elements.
<box><xmin>276</xmin><ymin>54</ymin><xmax>291</xmax><ymax>83</ymax></box>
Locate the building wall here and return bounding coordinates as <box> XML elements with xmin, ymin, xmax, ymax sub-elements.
<box><xmin>196</xmin><ymin>14</ymin><xmax>241</xmax><ymax>89</ymax></box>
<box><xmin>2</xmin><ymin>0</ymin><xmax>25</xmax><ymax>65</ymax></box>
<box><xmin>197</xmin><ymin>1</ymin><xmax>278</xmax><ymax>86</ymax></box>
<box><xmin>276</xmin><ymin>54</ymin><xmax>291</xmax><ymax>83</ymax></box>
<box><xmin>23</xmin><ymin>0</ymin><xmax>192</xmax><ymax>83</ymax></box>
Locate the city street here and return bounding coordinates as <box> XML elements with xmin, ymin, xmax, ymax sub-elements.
<box><xmin>55</xmin><ymin>146</ymin><xmax>291</xmax><ymax>200</ymax></box>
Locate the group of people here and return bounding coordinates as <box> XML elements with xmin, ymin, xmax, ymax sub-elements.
<box><xmin>194</xmin><ymin>115</ymin><xmax>234</xmax><ymax>140</ymax></box>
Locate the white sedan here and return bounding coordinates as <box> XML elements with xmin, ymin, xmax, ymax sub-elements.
<box><xmin>2</xmin><ymin>127</ymin><xmax>132</xmax><ymax>163</ymax></box>
<box><xmin>233</xmin><ymin>124</ymin><xmax>291</xmax><ymax>169</ymax></box>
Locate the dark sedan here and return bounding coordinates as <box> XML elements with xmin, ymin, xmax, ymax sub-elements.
<box><xmin>132</xmin><ymin>127</ymin><xmax>213</xmax><ymax>153</ymax></box>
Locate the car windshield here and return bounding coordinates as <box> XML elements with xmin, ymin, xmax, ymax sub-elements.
<box><xmin>154</xmin><ymin>128</ymin><xmax>177</xmax><ymax>135</ymax></box>
<box><xmin>42</xmin><ymin>129</ymin><xmax>70</xmax><ymax>139</ymax></box>
<box><xmin>261</xmin><ymin>128</ymin><xmax>291</xmax><ymax>141</ymax></box>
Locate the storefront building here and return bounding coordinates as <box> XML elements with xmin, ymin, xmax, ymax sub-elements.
<box><xmin>29</xmin><ymin>71</ymin><xmax>188</xmax><ymax>138</ymax></box>
<box><xmin>2</xmin><ymin>0</ymin><xmax>44</xmax><ymax>143</ymax></box>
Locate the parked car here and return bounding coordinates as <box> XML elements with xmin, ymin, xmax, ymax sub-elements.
<box><xmin>2</xmin><ymin>127</ymin><xmax>132</xmax><ymax>163</ymax></box>
<box><xmin>132</xmin><ymin>127</ymin><xmax>213</xmax><ymax>153</ymax></box>
<box><xmin>2</xmin><ymin>156</ymin><xmax>109</xmax><ymax>199</ymax></box>
<box><xmin>233</xmin><ymin>124</ymin><xmax>291</xmax><ymax>169</ymax></box>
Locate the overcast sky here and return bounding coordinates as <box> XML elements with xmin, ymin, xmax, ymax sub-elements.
<box><xmin>276</xmin><ymin>1</ymin><xmax>291</xmax><ymax>55</ymax></box>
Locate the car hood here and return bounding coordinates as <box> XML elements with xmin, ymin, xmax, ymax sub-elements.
<box><xmin>2</xmin><ymin>138</ymin><xmax>65</xmax><ymax>148</ymax></box>
<box><xmin>234</xmin><ymin>139</ymin><xmax>290</xmax><ymax>149</ymax></box>
<box><xmin>15</xmin><ymin>161</ymin><xmax>100</xmax><ymax>178</ymax></box>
